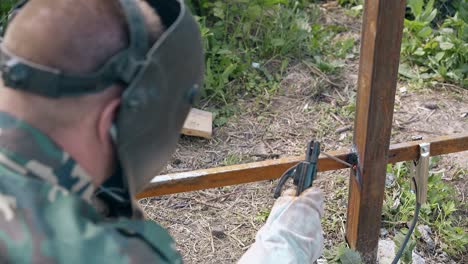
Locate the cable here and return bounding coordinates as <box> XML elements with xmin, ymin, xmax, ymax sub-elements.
<box><xmin>95</xmin><ymin>186</ymin><xmax>128</xmax><ymax>203</ymax></box>
<box><xmin>391</xmin><ymin>177</ymin><xmax>421</xmax><ymax>264</ymax></box>
<box><xmin>273</xmin><ymin>164</ymin><xmax>298</xmax><ymax>198</ymax></box>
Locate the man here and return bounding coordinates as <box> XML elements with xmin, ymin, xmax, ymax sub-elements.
<box><xmin>0</xmin><ymin>0</ymin><xmax>324</xmax><ymax>263</ymax></box>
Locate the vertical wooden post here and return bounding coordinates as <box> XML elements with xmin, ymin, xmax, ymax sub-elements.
<box><xmin>345</xmin><ymin>0</ymin><xmax>406</xmax><ymax>262</ymax></box>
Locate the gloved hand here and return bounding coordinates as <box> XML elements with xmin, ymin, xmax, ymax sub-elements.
<box><xmin>238</xmin><ymin>187</ymin><xmax>324</xmax><ymax>264</ymax></box>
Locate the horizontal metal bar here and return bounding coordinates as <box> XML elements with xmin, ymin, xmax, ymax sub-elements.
<box><xmin>136</xmin><ymin>133</ymin><xmax>468</xmax><ymax>198</ymax></box>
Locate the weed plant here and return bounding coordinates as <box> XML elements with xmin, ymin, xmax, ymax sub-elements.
<box><xmin>383</xmin><ymin>159</ymin><xmax>467</xmax><ymax>258</ymax></box>
<box><xmin>324</xmin><ymin>159</ymin><xmax>466</xmax><ymax>263</ymax></box>
<box><xmin>187</xmin><ymin>0</ymin><xmax>354</xmax><ymax>106</ymax></box>
<box><xmin>339</xmin><ymin>0</ymin><xmax>467</xmax><ymax>87</ymax></box>
<box><xmin>1</xmin><ymin>1</ymin><xmax>466</xmax><ymax>261</ymax></box>
<box><xmin>0</xmin><ymin>0</ymin><xmax>16</xmax><ymax>33</ymax></box>
<box><xmin>400</xmin><ymin>0</ymin><xmax>467</xmax><ymax>87</ymax></box>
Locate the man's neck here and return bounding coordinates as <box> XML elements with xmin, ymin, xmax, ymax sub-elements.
<box><xmin>45</xmin><ymin>122</ymin><xmax>114</xmax><ymax>187</ymax></box>
<box><xmin>0</xmin><ymin>88</ymin><xmax>113</xmax><ymax>186</ymax></box>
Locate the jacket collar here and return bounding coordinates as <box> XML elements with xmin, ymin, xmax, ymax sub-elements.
<box><xmin>0</xmin><ymin>111</ymin><xmax>95</xmax><ymax>203</ymax></box>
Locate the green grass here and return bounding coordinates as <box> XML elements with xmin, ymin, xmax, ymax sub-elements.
<box><xmin>3</xmin><ymin>1</ymin><xmax>466</xmax><ymax>261</ymax></box>
<box><xmin>0</xmin><ymin>1</ymin><xmax>16</xmax><ymax>27</ymax></box>
<box><xmin>383</xmin><ymin>159</ymin><xmax>468</xmax><ymax>258</ymax></box>
<box><xmin>323</xmin><ymin>159</ymin><xmax>467</xmax><ymax>263</ymax></box>
<box><xmin>223</xmin><ymin>153</ymin><xmax>243</xmax><ymax>166</ymax></box>
<box><xmin>338</xmin><ymin>0</ymin><xmax>468</xmax><ymax>87</ymax></box>
<box><xmin>1</xmin><ymin>1</ymin><xmax>356</xmax><ymax>108</ymax></box>
<box><xmin>0</xmin><ymin>0</ymin><xmax>15</xmax><ymax>14</ymax></box>
<box><xmin>254</xmin><ymin>208</ymin><xmax>271</xmax><ymax>223</ymax></box>
<box><xmin>187</xmin><ymin>0</ymin><xmax>355</xmax><ymax>106</ymax></box>
<box><xmin>2</xmin><ymin>1</ymin><xmax>466</xmax><ymax>92</ymax></box>
<box><xmin>399</xmin><ymin>0</ymin><xmax>467</xmax><ymax>87</ymax></box>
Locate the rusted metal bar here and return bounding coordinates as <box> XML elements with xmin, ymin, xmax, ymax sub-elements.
<box><xmin>345</xmin><ymin>0</ymin><xmax>407</xmax><ymax>261</ymax></box>
<box><xmin>136</xmin><ymin>133</ymin><xmax>468</xmax><ymax>199</ymax></box>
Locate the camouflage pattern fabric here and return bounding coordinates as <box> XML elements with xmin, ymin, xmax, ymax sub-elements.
<box><xmin>0</xmin><ymin>111</ymin><xmax>182</xmax><ymax>264</ymax></box>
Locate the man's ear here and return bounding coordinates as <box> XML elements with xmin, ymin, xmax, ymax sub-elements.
<box><xmin>98</xmin><ymin>97</ymin><xmax>121</xmax><ymax>144</ymax></box>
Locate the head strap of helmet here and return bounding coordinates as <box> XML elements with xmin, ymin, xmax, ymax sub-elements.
<box><xmin>0</xmin><ymin>0</ymin><xmax>148</xmax><ymax>97</ymax></box>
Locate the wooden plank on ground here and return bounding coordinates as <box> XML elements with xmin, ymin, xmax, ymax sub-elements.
<box><xmin>181</xmin><ymin>108</ymin><xmax>213</xmax><ymax>139</ymax></box>
<box><xmin>136</xmin><ymin>133</ymin><xmax>468</xmax><ymax>199</ymax></box>
<box><xmin>345</xmin><ymin>0</ymin><xmax>407</xmax><ymax>262</ymax></box>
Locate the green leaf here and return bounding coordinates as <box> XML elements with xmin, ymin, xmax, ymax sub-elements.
<box><xmin>351</xmin><ymin>4</ymin><xmax>363</xmax><ymax>11</ymax></box>
<box><xmin>271</xmin><ymin>38</ymin><xmax>286</xmax><ymax>47</ymax></box>
<box><xmin>213</xmin><ymin>116</ymin><xmax>228</xmax><ymax>127</ymax></box>
<box><xmin>443</xmin><ymin>201</ymin><xmax>457</xmax><ymax>216</ymax></box>
<box><xmin>246</xmin><ymin>4</ymin><xmax>262</xmax><ymax>19</ymax></box>
<box><xmin>399</xmin><ymin>63</ymin><xmax>418</xmax><ymax>79</ymax></box>
<box><xmin>420</xmin><ymin>0</ymin><xmax>436</xmax><ymax>23</ymax></box>
<box><xmin>427</xmin><ymin>0</ymin><xmax>434</xmax><ymax>10</ymax></box>
<box><xmin>221</xmin><ymin>64</ymin><xmax>237</xmax><ymax>83</ymax></box>
<box><xmin>407</xmin><ymin>0</ymin><xmax>423</xmax><ymax>17</ymax></box>
<box><xmin>212</xmin><ymin>2</ymin><xmax>225</xmax><ymax>19</ymax></box>
<box><xmin>414</xmin><ymin>48</ymin><xmax>425</xmax><ymax>56</ymax></box>
<box><xmin>439</xmin><ymin>42</ymin><xmax>454</xmax><ymax>50</ymax></box>
<box><xmin>439</xmin><ymin>28</ymin><xmax>454</xmax><ymax>35</ymax></box>
<box><xmin>261</xmin><ymin>0</ymin><xmax>287</xmax><ymax>6</ymax></box>
<box><xmin>338</xmin><ymin>247</ymin><xmax>363</xmax><ymax>264</ymax></box>
<box><xmin>280</xmin><ymin>58</ymin><xmax>289</xmax><ymax>74</ymax></box>
<box><xmin>434</xmin><ymin>52</ymin><xmax>445</xmax><ymax>62</ymax></box>
<box><xmin>460</xmin><ymin>2</ymin><xmax>468</xmax><ymax>24</ymax></box>
<box><xmin>417</xmin><ymin>27</ymin><xmax>432</xmax><ymax>38</ymax></box>
<box><xmin>420</xmin><ymin>72</ymin><xmax>435</xmax><ymax>79</ymax></box>
<box><xmin>216</xmin><ymin>49</ymin><xmax>232</xmax><ymax>55</ymax></box>
<box><xmin>424</xmin><ymin>40</ymin><xmax>438</xmax><ymax>50</ymax></box>
<box><xmin>423</xmin><ymin>9</ymin><xmax>437</xmax><ymax>23</ymax></box>
<box><xmin>394</xmin><ymin>232</ymin><xmax>416</xmax><ymax>264</ymax></box>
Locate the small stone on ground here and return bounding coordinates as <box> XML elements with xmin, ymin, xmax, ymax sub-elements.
<box><xmin>378</xmin><ymin>239</ymin><xmax>426</xmax><ymax>264</ymax></box>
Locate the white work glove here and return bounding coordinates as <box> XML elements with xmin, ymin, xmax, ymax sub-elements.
<box><xmin>238</xmin><ymin>187</ymin><xmax>324</xmax><ymax>264</ymax></box>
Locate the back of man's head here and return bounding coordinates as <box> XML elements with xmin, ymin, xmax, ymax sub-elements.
<box><xmin>3</xmin><ymin>0</ymin><xmax>163</xmax><ymax>74</ymax></box>
<box><xmin>0</xmin><ymin>0</ymin><xmax>166</xmax><ymax>182</ymax></box>
<box><xmin>0</xmin><ymin>0</ymin><xmax>164</xmax><ymax>128</ymax></box>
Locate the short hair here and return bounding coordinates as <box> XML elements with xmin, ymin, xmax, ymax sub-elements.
<box><xmin>3</xmin><ymin>0</ymin><xmax>164</xmax><ymax>74</ymax></box>
<box><xmin>0</xmin><ymin>0</ymin><xmax>165</xmax><ymax>128</ymax></box>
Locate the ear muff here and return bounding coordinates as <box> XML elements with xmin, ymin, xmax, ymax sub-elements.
<box><xmin>1</xmin><ymin>0</ymin><xmax>28</xmax><ymax>36</ymax></box>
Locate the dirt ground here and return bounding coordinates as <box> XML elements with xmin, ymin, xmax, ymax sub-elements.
<box><xmin>139</xmin><ymin>6</ymin><xmax>467</xmax><ymax>264</ymax></box>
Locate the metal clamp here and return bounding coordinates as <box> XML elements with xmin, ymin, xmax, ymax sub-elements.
<box><xmin>410</xmin><ymin>143</ymin><xmax>430</xmax><ymax>204</ymax></box>
<box><xmin>273</xmin><ymin>141</ymin><xmax>365</xmax><ymax>198</ymax></box>
<box><xmin>274</xmin><ymin>141</ymin><xmax>320</xmax><ymax>198</ymax></box>
<box><xmin>322</xmin><ymin>150</ymin><xmax>362</xmax><ymax>191</ymax></box>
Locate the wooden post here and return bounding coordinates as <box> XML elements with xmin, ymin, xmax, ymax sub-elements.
<box><xmin>345</xmin><ymin>0</ymin><xmax>406</xmax><ymax>262</ymax></box>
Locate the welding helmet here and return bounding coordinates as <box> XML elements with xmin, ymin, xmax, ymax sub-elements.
<box><xmin>0</xmin><ymin>0</ymin><xmax>204</xmax><ymax>198</ymax></box>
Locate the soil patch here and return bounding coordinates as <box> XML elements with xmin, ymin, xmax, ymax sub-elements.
<box><xmin>140</xmin><ymin>5</ymin><xmax>467</xmax><ymax>264</ymax></box>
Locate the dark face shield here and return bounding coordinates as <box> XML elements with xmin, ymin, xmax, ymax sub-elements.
<box><xmin>0</xmin><ymin>0</ymin><xmax>204</xmax><ymax>198</ymax></box>
<box><xmin>117</xmin><ymin>2</ymin><xmax>204</xmax><ymax>195</ymax></box>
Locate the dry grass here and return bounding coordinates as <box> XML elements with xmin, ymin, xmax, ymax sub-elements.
<box><xmin>140</xmin><ymin>67</ymin><xmax>467</xmax><ymax>263</ymax></box>
<box><xmin>139</xmin><ymin>5</ymin><xmax>468</xmax><ymax>264</ymax></box>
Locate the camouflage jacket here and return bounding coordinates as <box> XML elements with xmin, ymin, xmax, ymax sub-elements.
<box><xmin>0</xmin><ymin>111</ymin><xmax>182</xmax><ymax>264</ymax></box>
